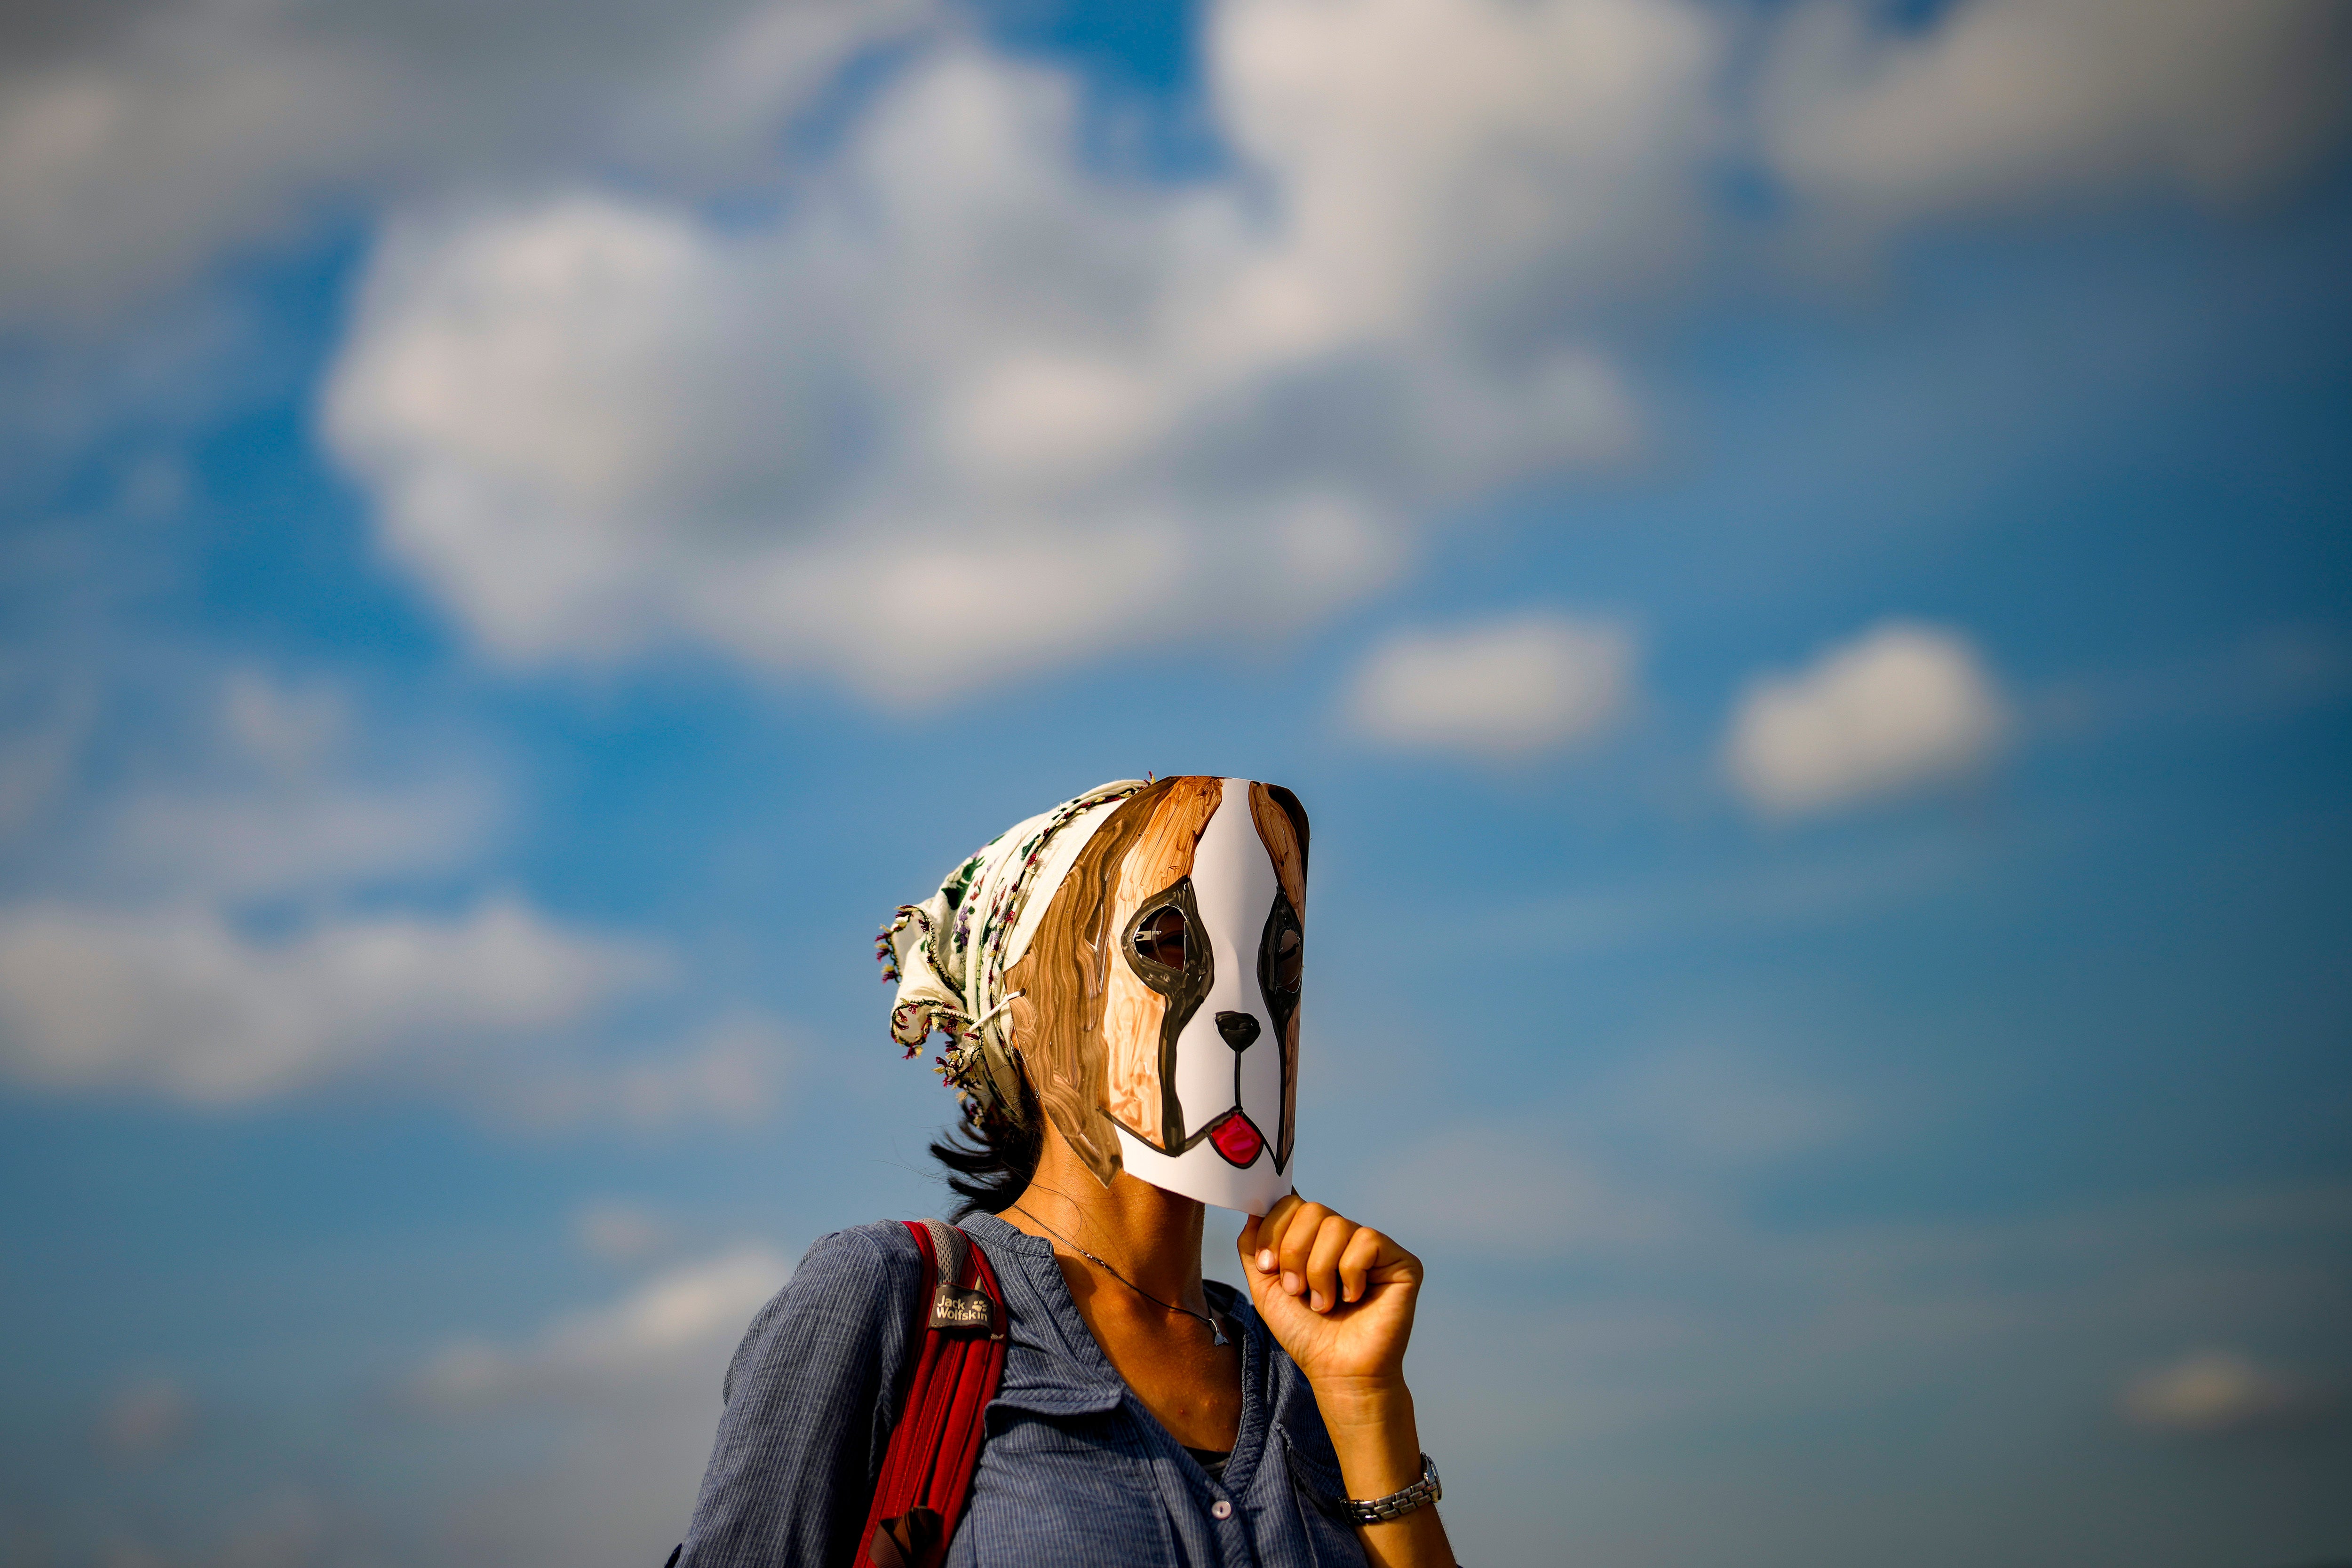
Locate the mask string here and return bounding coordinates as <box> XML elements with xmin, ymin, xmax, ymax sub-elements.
<box><xmin>968</xmin><ymin>990</ymin><xmax>1025</xmax><ymax>1037</ymax></box>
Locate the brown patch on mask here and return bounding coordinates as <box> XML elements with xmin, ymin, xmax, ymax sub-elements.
<box><xmin>1248</xmin><ymin>784</ymin><xmax>1306</xmax><ymax>914</ymax></box>
<box><xmin>1000</xmin><ymin>779</ymin><xmax>1173</xmax><ymax>1188</ymax></box>
<box><xmin>1248</xmin><ymin>783</ymin><xmax>1308</xmax><ymax>1172</ymax></box>
<box><xmin>1102</xmin><ymin>778</ymin><xmax>1223</xmax><ymax>1150</ymax></box>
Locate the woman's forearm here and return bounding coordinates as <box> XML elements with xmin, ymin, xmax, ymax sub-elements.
<box><xmin>1312</xmin><ymin>1377</ymin><xmax>1456</xmax><ymax>1568</ymax></box>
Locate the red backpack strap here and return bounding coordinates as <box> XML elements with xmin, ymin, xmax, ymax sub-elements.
<box><xmin>856</xmin><ymin>1220</ymin><xmax>1009</xmax><ymax>1568</ymax></box>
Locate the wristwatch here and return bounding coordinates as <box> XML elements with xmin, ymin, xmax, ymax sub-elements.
<box><xmin>1345</xmin><ymin>1453</ymin><xmax>1442</xmax><ymax>1524</ymax></box>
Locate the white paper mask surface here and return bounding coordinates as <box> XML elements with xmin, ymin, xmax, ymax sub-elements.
<box><xmin>1112</xmin><ymin>777</ymin><xmax>1301</xmax><ymax>1215</ymax></box>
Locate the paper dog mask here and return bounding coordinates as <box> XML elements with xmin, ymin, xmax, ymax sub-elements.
<box><xmin>881</xmin><ymin>776</ymin><xmax>1307</xmax><ymax>1214</ymax></box>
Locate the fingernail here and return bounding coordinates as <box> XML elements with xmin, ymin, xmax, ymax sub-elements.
<box><xmin>1311</xmin><ymin>1291</ymin><xmax>1328</xmax><ymax>1312</ymax></box>
<box><xmin>1283</xmin><ymin>1271</ymin><xmax>1301</xmax><ymax>1295</ymax></box>
<box><xmin>1256</xmin><ymin>1249</ymin><xmax>1276</xmax><ymax>1272</ymax></box>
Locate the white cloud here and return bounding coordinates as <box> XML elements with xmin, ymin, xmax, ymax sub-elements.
<box><xmin>109</xmin><ymin>777</ymin><xmax>486</xmax><ymax>901</ymax></box>
<box><xmin>0</xmin><ymin>665</ymin><xmax>798</xmax><ymax>1128</ymax></box>
<box><xmin>16</xmin><ymin>0</ymin><xmax>2349</xmax><ymax>708</ymax></box>
<box><xmin>0</xmin><ymin>666</ymin><xmax>495</xmax><ymax>902</ymax></box>
<box><xmin>0</xmin><ymin>656</ymin><xmax>94</xmax><ymax>837</ymax></box>
<box><xmin>573</xmin><ymin>1202</ymin><xmax>672</xmax><ymax>1266</ymax></box>
<box><xmin>101</xmin><ymin>671</ymin><xmax>492</xmax><ymax>900</ymax></box>
<box><xmin>318</xmin><ymin>4</ymin><xmax>1691</xmax><ymax>703</ymax></box>
<box><xmin>1347</xmin><ymin>612</ymin><xmax>1637</xmax><ymax>758</ymax></box>
<box><xmin>401</xmin><ymin>1243</ymin><xmax>797</xmax><ymax>1568</ymax></box>
<box><xmin>217</xmin><ymin>666</ymin><xmax>347</xmax><ymax>771</ymax></box>
<box><xmin>1761</xmin><ymin>0</ymin><xmax>2352</xmax><ymax>226</ymax></box>
<box><xmin>1210</xmin><ymin>0</ymin><xmax>1725</xmax><ymax>341</ymax></box>
<box><xmin>14</xmin><ymin>0</ymin><xmax>2344</xmax><ymax>334</ymax></box>
<box><xmin>496</xmin><ymin>1010</ymin><xmax>793</xmax><ymax>1134</ymax></box>
<box><xmin>1724</xmin><ymin>620</ymin><xmax>2010</xmax><ymax>816</ymax></box>
<box><xmin>0</xmin><ymin>665</ymin><xmax>717</xmax><ymax>1125</ymax></box>
<box><xmin>415</xmin><ymin>1244</ymin><xmax>790</xmax><ymax>1407</ymax></box>
<box><xmin>96</xmin><ymin>1378</ymin><xmax>195</xmax><ymax>1459</ymax></box>
<box><xmin>2119</xmin><ymin>1349</ymin><xmax>2338</xmax><ymax>1434</ymax></box>
<box><xmin>0</xmin><ymin>897</ymin><xmax>664</xmax><ymax>1102</ymax></box>
<box><xmin>0</xmin><ymin>0</ymin><xmax>931</xmax><ymax>321</ymax></box>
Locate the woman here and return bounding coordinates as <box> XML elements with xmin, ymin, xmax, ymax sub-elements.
<box><xmin>677</xmin><ymin>777</ymin><xmax>1456</xmax><ymax>1568</ymax></box>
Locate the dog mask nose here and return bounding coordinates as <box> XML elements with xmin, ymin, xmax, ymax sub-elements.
<box><xmin>1215</xmin><ymin>1012</ymin><xmax>1261</xmax><ymax>1052</ymax></box>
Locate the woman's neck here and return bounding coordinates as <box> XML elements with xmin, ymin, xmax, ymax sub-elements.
<box><xmin>1002</xmin><ymin>1120</ymin><xmax>1209</xmax><ymax>1315</ymax></box>
<box><xmin>1001</xmin><ymin>1117</ymin><xmax>1243</xmax><ymax>1453</ymax></box>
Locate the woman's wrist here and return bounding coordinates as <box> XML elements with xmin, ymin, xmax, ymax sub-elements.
<box><xmin>1310</xmin><ymin>1371</ymin><xmax>1411</xmax><ymax>1429</ymax></box>
<box><xmin>1310</xmin><ymin>1377</ymin><xmax>1425</xmax><ymax>1500</ymax></box>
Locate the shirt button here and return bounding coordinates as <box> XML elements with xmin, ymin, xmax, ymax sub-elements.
<box><xmin>1210</xmin><ymin>1500</ymin><xmax>1234</xmax><ymax>1520</ymax></box>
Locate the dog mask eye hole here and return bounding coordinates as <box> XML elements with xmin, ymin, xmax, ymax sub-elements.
<box><xmin>1133</xmin><ymin>907</ymin><xmax>1187</xmax><ymax>969</ymax></box>
<box><xmin>1271</xmin><ymin>927</ymin><xmax>1302</xmax><ymax>994</ymax></box>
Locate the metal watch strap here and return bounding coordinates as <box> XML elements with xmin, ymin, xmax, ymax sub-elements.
<box><xmin>1344</xmin><ymin>1453</ymin><xmax>1441</xmax><ymax>1524</ymax></box>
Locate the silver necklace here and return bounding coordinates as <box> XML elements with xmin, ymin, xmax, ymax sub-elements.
<box><xmin>1009</xmin><ymin>1204</ymin><xmax>1222</xmax><ymax>1336</ymax></box>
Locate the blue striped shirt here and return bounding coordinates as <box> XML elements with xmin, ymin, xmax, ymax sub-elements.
<box><xmin>678</xmin><ymin>1212</ymin><xmax>1368</xmax><ymax>1568</ymax></box>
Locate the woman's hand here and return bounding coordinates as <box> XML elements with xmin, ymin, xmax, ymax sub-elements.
<box><xmin>1240</xmin><ymin>1197</ymin><xmax>1451</xmax><ymax>1566</ymax></box>
<box><xmin>1237</xmin><ymin>1195</ymin><xmax>1421</xmax><ymax>1394</ymax></box>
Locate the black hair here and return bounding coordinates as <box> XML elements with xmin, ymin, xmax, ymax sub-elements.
<box><xmin>928</xmin><ymin>1076</ymin><xmax>1043</xmax><ymax>1219</ymax></box>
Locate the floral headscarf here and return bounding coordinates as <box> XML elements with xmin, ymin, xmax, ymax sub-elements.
<box><xmin>876</xmin><ymin>779</ymin><xmax>1148</xmax><ymax>1119</ymax></box>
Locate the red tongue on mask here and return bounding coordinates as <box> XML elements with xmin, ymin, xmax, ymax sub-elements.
<box><xmin>1206</xmin><ymin>1112</ymin><xmax>1264</xmax><ymax>1167</ymax></box>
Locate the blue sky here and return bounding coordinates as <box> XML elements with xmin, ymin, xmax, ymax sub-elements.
<box><xmin>1</xmin><ymin>0</ymin><xmax>2349</xmax><ymax>1564</ymax></box>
